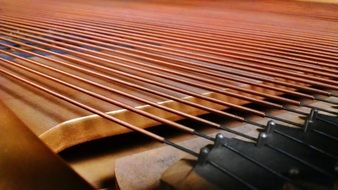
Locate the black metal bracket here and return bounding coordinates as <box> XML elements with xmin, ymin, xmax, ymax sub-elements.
<box><xmin>194</xmin><ymin>112</ymin><xmax>338</xmax><ymax>190</ymax></box>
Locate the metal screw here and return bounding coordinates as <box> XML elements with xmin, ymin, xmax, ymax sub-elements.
<box><xmin>288</xmin><ymin>168</ymin><xmax>300</xmax><ymax>176</ymax></box>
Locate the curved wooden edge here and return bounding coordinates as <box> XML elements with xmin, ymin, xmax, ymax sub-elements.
<box><xmin>40</xmin><ymin>92</ymin><xmax>232</xmax><ymax>153</ymax></box>
<box><xmin>39</xmin><ymin>80</ymin><xmax>294</xmax><ymax>152</ymax></box>
<box><xmin>40</xmin><ymin>83</ymin><xmax>289</xmax><ymax>153</ymax></box>
<box><xmin>0</xmin><ymin>101</ymin><xmax>94</xmax><ymax>190</ymax></box>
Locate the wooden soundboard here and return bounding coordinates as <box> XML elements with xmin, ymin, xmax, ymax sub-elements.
<box><xmin>0</xmin><ymin>55</ymin><xmax>277</xmax><ymax>152</ymax></box>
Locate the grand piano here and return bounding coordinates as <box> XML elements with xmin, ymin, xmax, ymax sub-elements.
<box><xmin>0</xmin><ymin>0</ymin><xmax>337</xmax><ymax>189</ymax></box>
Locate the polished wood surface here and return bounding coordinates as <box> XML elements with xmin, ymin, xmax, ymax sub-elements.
<box><xmin>0</xmin><ymin>55</ymin><xmax>260</xmax><ymax>152</ymax></box>
<box><xmin>0</xmin><ymin>101</ymin><xmax>94</xmax><ymax>190</ymax></box>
